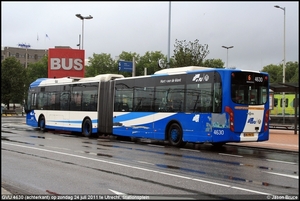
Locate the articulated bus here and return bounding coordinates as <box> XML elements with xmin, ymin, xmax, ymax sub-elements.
<box><xmin>25</xmin><ymin>66</ymin><xmax>270</xmax><ymax>147</ymax></box>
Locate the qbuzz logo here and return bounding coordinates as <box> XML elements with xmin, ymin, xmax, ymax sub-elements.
<box><xmin>192</xmin><ymin>74</ymin><xmax>209</xmax><ymax>82</ymax></box>
<box><xmin>247</xmin><ymin>117</ymin><xmax>256</xmax><ymax>124</ymax></box>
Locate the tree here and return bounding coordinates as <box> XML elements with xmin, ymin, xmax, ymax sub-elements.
<box><xmin>261</xmin><ymin>61</ymin><xmax>299</xmax><ymax>83</ymax></box>
<box><xmin>260</xmin><ymin>64</ymin><xmax>282</xmax><ymax>83</ymax></box>
<box><xmin>138</xmin><ymin>51</ymin><xmax>166</xmax><ymax>75</ymax></box>
<box><xmin>26</xmin><ymin>55</ymin><xmax>48</xmax><ymax>87</ymax></box>
<box><xmin>285</xmin><ymin>61</ymin><xmax>299</xmax><ymax>83</ymax></box>
<box><xmin>86</xmin><ymin>53</ymin><xmax>116</xmax><ymax>77</ymax></box>
<box><xmin>1</xmin><ymin>57</ymin><xmax>26</xmax><ymax>109</ymax></box>
<box><xmin>172</xmin><ymin>39</ymin><xmax>210</xmax><ymax>67</ymax></box>
<box><xmin>202</xmin><ymin>59</ymin><xmax>224</xmax><ymax>68</ymax></box>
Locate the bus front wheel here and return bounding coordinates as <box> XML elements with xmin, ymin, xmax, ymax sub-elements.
<box><xmin>39</xmin><ymin>115</ymin><xmax>46</xmax><ymax>132</ymax></box>
<box><xmin>168</xmin><ymin>123</ymin><xmax>185</xmax><ymax>147</ymax></box>
<box><xmin>82</xmin><ymin>118</ymin><xmax>92</xmax><ymax>138</ymax></box>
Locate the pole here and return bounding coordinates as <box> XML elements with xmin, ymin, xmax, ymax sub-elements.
<box><xmin>283</xmin><ymin>7</ymin><xmax>286</xmax><ymax>122</ymax></box>
<box><xmin>132</xmin><ymin>57</ymin><xmax>135</xmax><ymax>77</ymax></box>
<box><xmin>77</xmin><ymin>34</ymin><xmax>81</xmax><ymax>49</ymax></box>
<box><xmin>82</xmin><ymin>19</ymin><xmax>84</xmax><ymax>50</ymax></box>
<box><xmin>226</xmin><ymin>49</ymin><xmax>229</xmax><ymax>68</ymax></box>
<box><xmin>25</xmin><ymin>48</ymin><xmax>28</xmax><ymax>68</ymax></box>
<box><xmin>222</xmin><ymin>46</ymin><xmax>234</xmax><ymax>68</ymax></box>
<box><xmin>274</xmin><ymin>5</ymin><xmax>286</xmax><ymax>122</ymax></box>
<box><xmin>76</xmin><ymin>14</ymin><xmax>93</xmax><ymax>50</ymax></box>
<box><xmin>167</xmin><ymin>1</ymin><xmax>171</xmax><ymax>68</ymax></box>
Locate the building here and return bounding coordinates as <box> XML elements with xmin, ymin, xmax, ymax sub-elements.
<box><xmin>2</xmin><ymin>46</ymin><xmax>91</xmax><ymax>68</ymax></box>
<box><xmin>1</xmin><ymin>46</ymin><xmax>48</xmax><ymax>68</ymax></box>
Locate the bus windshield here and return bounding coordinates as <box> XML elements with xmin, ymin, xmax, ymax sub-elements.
<box><xmin>231</xmin><ymin>72</ymin><xmax>268</xmax><ymax>105</ymax></box>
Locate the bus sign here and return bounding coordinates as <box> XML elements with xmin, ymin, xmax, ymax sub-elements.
<box><xmin>48</xmin><ymin>48</ymin><xmax>85</xmax><ymax>78</ymax></box>
<box><xmin>118</xmin><ymin>61</ymin><xmax>132</xmax><ymax>72</ymax></box>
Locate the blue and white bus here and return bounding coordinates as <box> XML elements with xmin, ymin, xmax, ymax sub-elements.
<box><xmin>25</xmin><ymin>66</ymin><xmax>270</xmax><ymax>147</ymax></box>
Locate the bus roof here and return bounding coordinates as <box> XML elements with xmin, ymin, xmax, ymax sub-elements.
<box><xmin>78</xmin><ymin>74</ymin><xmax>124</xmax><ymax>82</ymax></box>
<box><xmin>30</xmin><ymin>74</ymin><xmax>125</xmax><ymax>88</ymax></box>
<box><xmin>30</xmin><ymin>77</ymin><xmax>77</xmax><ymax>88</ymax></box>
<box><xmin>154</xmin><ymin>66</ymin><xmax>212</xmax><ymax>75</ymax></box>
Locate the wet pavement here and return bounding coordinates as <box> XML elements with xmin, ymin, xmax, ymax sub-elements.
<box><xmin>1</xmin><ymin>128</ymin><xmax>298</xmax><ymax>195</ymax></box>
<box><xmin>228</xmin><ymin>129</ymin><xmax>299</xmax><ymax>152</ymax></box>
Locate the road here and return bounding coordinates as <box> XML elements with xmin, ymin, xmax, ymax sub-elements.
<box><xmin>1</xmin><ymin>117</ymin><xmax>299</xmax><ymax>199</ymax></box>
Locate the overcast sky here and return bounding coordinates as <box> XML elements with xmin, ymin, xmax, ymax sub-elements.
<box><xmin>1</xmin><ymin>1</ymin><xmax>299</xmax><ymax>71</ymax></box>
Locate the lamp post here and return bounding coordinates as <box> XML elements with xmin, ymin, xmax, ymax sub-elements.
<box><xmin>222</xmin><ymin>46</ymin><xmax>234</xmax><ymax>68</ymax></box>
<box><xmin>75</xmin><ymin>14</ymin><xmax>93</xmax><ymax>50</ymax></box>
<box><xmin>167</xmin><ymin>1</ymin><xmax>171</xmax><ymax>68</ymax></box>
<box><xmin>76</xmin><ymin>34</ymin><xmax>81</xmax><ymax>49</ymax></box>
<box><xmin>274</xmin><ymin>5</ymin><xmax>286</xmax><ymax>119</ymax></box>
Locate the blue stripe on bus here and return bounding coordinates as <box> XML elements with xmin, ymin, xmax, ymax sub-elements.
<box><xmin>30</xmin><ymin>78</ymin><xmax>48</xmax><ymax>88</ymax></box>
<box><xmin>114</xmin><ymin>112</ymin><xmax>154</xmax><ymax>121</ymax></box>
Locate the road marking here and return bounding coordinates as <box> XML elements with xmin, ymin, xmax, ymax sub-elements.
<box><xmin>263</xmin><ymin>171</ymin><xmax>298</xmax><ymax>179</ymax></box>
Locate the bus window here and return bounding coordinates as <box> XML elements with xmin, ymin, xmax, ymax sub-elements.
<box><xmin>37</xmin><ymin>92</ymin><xmax>46</xmax><ymax>110</ymax></box>
<box><xmin>134</xmin><ymin>87</ymin><xmax>154</xmax><ymax>112</ymax></box>
<box><xmin>48</xmin><ymin>92</ymin><xmax>59</xmax><ymax>110</ymax></box>
<box><xmin>156</xmin><ymin>85</ymin><xmax>184</xmax><ymax>112</ymax></box>
<box><xmin>114</xmin><ymin>84</ymin><xmax>133</xmax><ymax>112</ymax></box>
<box><xmin>249</xmin><ymin>90</ymin><xmax>257</xmax><ymax>104</ymax></box>
<box><xmin>70</xmin><ymin>91</ymin><xmax>82</xmax><ymax>111</ymax></box>
<box><xmin>60</xmin><ymin>92</ymin><xmax>70</xmax><ymax>110</ymax></box>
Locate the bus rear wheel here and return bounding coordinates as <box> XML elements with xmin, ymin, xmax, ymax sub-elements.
<box><xmin>82</xmin><ymin>118</ymin><xmax>92</xmax><ymax>138</ymax></box>
<box><xmin>168</xmin><ymin>123</ymin><xmax>185</xmax><ymax>147</ymax></box>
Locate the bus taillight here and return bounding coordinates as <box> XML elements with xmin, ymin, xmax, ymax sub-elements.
<box><xmin>225</xmin><ymin>106</ymin><xmax>234</xmax><ymax>131</ymax></box>
<box><xmin>265</xmin><ymin>109</ymin><xmax>270</xmax><ymax>132</ymax></box>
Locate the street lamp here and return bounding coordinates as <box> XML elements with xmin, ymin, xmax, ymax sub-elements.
<box><xmin>222</xmin><ymin>46</ymin><xmax>234</xmax><ymax>68</ymax></box>
<box><xmin>274</xmin><ymin>5</ymin><xmax>286</xmax><ymax>118</ymax></box>
<box><xmin>75</xmin><ymin>14</ymin><xmax>93</xmax><ymax>50</ymax></box>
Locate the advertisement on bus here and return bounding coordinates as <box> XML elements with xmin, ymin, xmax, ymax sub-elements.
<box><xmin>48</xmin><ymin>48</ymin><xmax>85</xmax><ymax>78</ymax></box>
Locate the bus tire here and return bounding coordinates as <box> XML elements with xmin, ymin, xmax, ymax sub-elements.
<box><xmin>39</xmin><ymin>115</ymin><xmax>46</xmax><ymax>132</ymax></box>
<box><xmin>168</xmin><ymin>123</ymin><xmax>185</xmax><ymax>147</ymax></box>
<box><xmin>82</xmin><ymin>118</ymin><xmax>92</xmax><ymax>138</ymax></box>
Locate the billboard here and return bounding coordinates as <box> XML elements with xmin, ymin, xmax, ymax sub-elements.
<box><xmin>48</xmin><ymin>48</ymin><xmax>85</xmax><ymax>78</ymax></box>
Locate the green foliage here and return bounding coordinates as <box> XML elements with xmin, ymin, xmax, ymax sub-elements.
<box><xmin>26</xmin><ymin>55</ymin><xmax>48</xmax><ymax>85</ymax></box>
<box><xmin>285</xmin><ymin>61</ymin><xmax>299</xmax><ymax>83</ymax></box>
<box><xmin>261</xmin><ymin>64</ymin><xmax>282</xmax><ymax>83</ymax></box>
<box><xmin>202</xmin><ymin>59</ymin><xmax>225</xmax><ymax>68</ymax></box>
<box><xmin>137</xmin><ymin>51</ymin><xmax>166</xmax><ymax>75</ymax></box>
<box><xmin>172</xmin><ymin>39</ymin><xmax>209</xmax><ymax>67</ymax></box>
<box><xmin>1</xmin><ymin>57</ymin><xmax>26</xmax><ymax>109</ymax></box>
<box><xmin>86</xmin><ymin>53</ymin><xmax>116</xmax><ymax>77</ymax></box>
<box><xmin>261</xmin><ymin>61</ymin><xmax>299</xmax><ymax>83</ymax></box>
